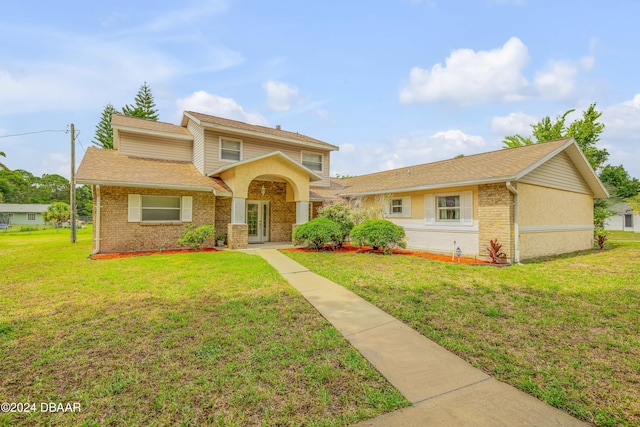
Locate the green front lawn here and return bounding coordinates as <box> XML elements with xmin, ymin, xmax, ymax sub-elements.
<box><xmin>284</xmin><ymin>243</ymin><xmax>640</xmax><ymax>427</ymax></box>
<box><xmin>0</xmin><ymin>229</ymin><xmax>407</xmax><ymax>426</ymax></box>
<box><xmin>607</xmin><ymin>230</ymin><xmax>640</xmax><ymax>241</ymax></box>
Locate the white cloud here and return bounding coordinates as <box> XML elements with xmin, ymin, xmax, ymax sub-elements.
<box><xmin>263</xmin><ymin>81</ymin><xmax>299</xmax><ymax>112</ymax></box>
<box><xmin>400</xmin><ymin>37</ymin><xmax>530</xmax><ymax>105</ymax></box>
<box><xmin>491</xmin><ymin>112</ymin><xmax>537</xmax><ymax>135</ymax></box>
<box><xmin>176</xmin><ymin>91</ymin><xmax>268</xmax><ymax>125</ymax></box>
<box><xmin>533</xmin><ymin>60</ymin><xmax>580</xmax><ymax>100</ymax></box>
<box><xmin>0</xmin><ymin>1</ymin><xmax>241</xmax><ymax>115</ymax></box>
<box><xmin>602</xmin><ymin>93</ymin><xmax>640</xmax><ymax>134</ymax></box>
<box><xmin>331</xmin><ymin>130</ymin><xmax>486</xmax><ymax>176</ymax></box>
<box><xmin>400</xmin><ymin>37</ymin><xmax>595</xmax><ymax>105</ymax></box>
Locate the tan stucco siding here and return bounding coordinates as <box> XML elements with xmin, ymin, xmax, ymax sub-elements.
<box><xmin>519</xmin><ymin>183</ymin><xmax>593</xmax><ymax>227</ymax></box>
<box><xmin>520</xmin><ymin>151</ymin><xmax>592</xmax><ymax>194</ymax></box>
<box><xmin>520</xmin><ymin>230</ymin><xmax>593</xmax><ymax>259</ymax></box>
<box><xmin>351</xmin><ymin>186</ymin><xmax>480</xmax><ymax>256</ymax></box>
<box><xmin>518</xmin><ymin>183</ymin><xmax>594</xmax><ymax>259</ymax></box>
<box><xmin>118</xmin><ymin>131</ymin><xmax>193</xmax><ymax>162</ymax></box>
<box><xmin>219</xmin><ymin>156</ymin><xmax>310</xmax><ymax>201</ymax></box>
<box><xmin>204</xmin><ymin>129</ymin><xmax>331</xmax><ymax>187</ymax></box>
<box><xmin>187</xmin><ymin>119</ymin><xmax>206</xmax><ymax>174</ymax></box>
<box><xmin>356</xmin><ymin>186</ymin><xmax>478</xmax><ymax>220</ymax></box>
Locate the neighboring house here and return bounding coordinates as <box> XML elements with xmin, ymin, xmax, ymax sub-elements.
<box><xmin>75</xmin><ymin>113</ymin><xmax>608</xmax><ymax>262</ymax></box>
<box><xmin>605</xmin><ymin>202</ymin><xmax>640</xmax><ymax>232</ymax></box>
<box><xmin>332</xmin><ymin>137</ymin><xmax>608</xmax><ymax>262</ymax></box>
<box><xmin>0</xmin><ymin>204</ymin><xmax>51</xmax><ymax>226</ymax></box>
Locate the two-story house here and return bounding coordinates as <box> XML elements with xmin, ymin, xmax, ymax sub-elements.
<box><xmin>76</xmin><ymin>112</ymin><xmax>338</xmax><ymax>253</ymax></box>
<box><xmin>76</xmin><ymin>112</ymin><xmax>608</xmax><ymax>262</ymax></box>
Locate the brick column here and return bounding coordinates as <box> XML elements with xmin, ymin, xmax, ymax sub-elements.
<box><xmin>478</xmin><ymin>183</ymin><xmax>514</xmax><ymax>261</ymax></box>
<box><xmin>227</xmin><ymin>223</ymin><xmax>248</xmax><ymax>249</ymax></box>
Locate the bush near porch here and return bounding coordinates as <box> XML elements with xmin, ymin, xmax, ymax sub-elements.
<box><xmin>0</xmin><ymin>228</ymin><xmax>408</xmax><ymax>426</ymax></box>
<box><xmin>284</xmin><ymin>243</ymin><xmax>640</xmax><ymax>427</ymax></box>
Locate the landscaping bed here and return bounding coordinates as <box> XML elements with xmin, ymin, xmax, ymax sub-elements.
<box><xmin>284</xmin><ymin>244</ymin><xmax>490</xmax><ymax>264</ymax></box>
<box><xmin>90</xmin><ymin>247</ymin><xmax>219</xmax><ymax>260</ymax></box>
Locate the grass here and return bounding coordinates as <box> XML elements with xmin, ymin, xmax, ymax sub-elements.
<box><xmin>607</xmin><ymin>230</ymin><xmax>640</xmax><ymax>241</ymax></box>
<box><xmin>284</xmin><ymin>242</ymin><xmax>640</xmax><ymax>427</ymax></box>
<box><xmin>0</xmin><ymin>228</ymin><xmax>407</xmax><ymax>426</ymax></box>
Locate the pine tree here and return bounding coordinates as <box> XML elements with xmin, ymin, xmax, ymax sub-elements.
<box><xmin>92</xmin><ymin>103</ymin><xmax>118</xmax><ymax>149</ymax></box>
<box><xmin>122</xmin><ymin>82</ymin><xmax>159</xmax><ymax>121</ymax></box>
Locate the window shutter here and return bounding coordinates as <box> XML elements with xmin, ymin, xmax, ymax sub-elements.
<box><xmin>461</xmin><ymin>191</ymin><xmax>473</xmax><ymax>226</ymax></box>
<box><xmin>402</xmin><ymin>196</ymin><xmax>412</xmax><ymax>218</ymax></box>
<box><xmin>383</xmin><ymin>200</ymin><xmax>391</xmax><ymax>217</ymax></box>
<box><xmin>128</xmin><ymin>194</ymin><xmax>141</xmax><ymax>222</ymax></box>
<box><xmin>181</xmin><ymin>196</ymin><xmax>193</xmax><ymax>222</ymax></box>
<box><xmin>425</xmin><ymin>195</ymin><xmax>435</xmax><ymax>225</ymax></box>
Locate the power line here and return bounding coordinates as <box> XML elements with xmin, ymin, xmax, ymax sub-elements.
<box><xmin>0</xmin><ymin>129</ymin><xmax>68</xmax><ymax>139</ymax></box>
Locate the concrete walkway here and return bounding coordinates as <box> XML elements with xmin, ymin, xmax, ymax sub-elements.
<box><xmin>254</xmin><ymin>249</ymin><xmax>588</xmax><ymax>427</ymax></box>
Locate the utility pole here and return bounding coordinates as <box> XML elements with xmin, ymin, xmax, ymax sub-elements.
<box><xmin>70</xmin><ymin>123</ymin><xmax>77</xmax><ymax>243</ymax></box>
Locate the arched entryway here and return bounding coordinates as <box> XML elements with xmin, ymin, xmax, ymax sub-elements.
<box><xmin>216</xmin><ymin>152</ymin><xmax>321</xmax><ymax>248</ymax></box>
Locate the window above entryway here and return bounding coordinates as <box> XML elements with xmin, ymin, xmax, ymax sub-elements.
<box><xmin>220</xmin><ymin>138</ymin><xmax>242</xmax><ymax>162</ymax></box>
<box><xmin>301</xmin><ymin>151</ymin><xmax>323</xmax><ymax>172</ymax></box>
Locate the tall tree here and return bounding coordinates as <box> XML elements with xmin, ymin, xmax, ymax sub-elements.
<box><xmin>503</xmin><ymin>103</ymin><xmax>608</xmax><ymax>171</ymax></box>
<box><xmin>92</xmin><ymin>103</ymin><xmax>118</xmax><ymax>149</ymax></box>
<box><xmin>122</xmin><ymin>82</ymin><xmax>159</xmax><ymax>120</ymax></box>
<box><xmin>600</xmin><ymin>165</ymin><xmax>640</xmax><ymax>199</ymax></box>
<box><xmin>0</xmin><ymin>151</ymin><xmax>7</xmax><ymax>171</ymax></box>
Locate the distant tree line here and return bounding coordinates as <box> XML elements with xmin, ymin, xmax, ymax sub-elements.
<box><xmin>0</xmin><ymin>169</ymin><xmax>92</xmax><ymax>216</ymax></box>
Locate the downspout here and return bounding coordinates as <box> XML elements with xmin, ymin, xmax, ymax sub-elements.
<box><xmin>506</xmin><ymin>181</ymin><xmax>520</xmax><ymax>264</ymax></box>
<box><xmin>93</xmin><ymin>185</ymin><xmax>101</xmax><ymax>255</ymax></box>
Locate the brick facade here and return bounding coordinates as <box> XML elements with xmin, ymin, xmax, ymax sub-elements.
<box><xmin>477</xmin><ymin>183</ymin><xmax>514</xmax><ymax>261</ymax></box>
<box><xmin>215</xmin><ymin>197</ymin><xmax>231</xmax><ymax>242</ymax></box>
<box><xmin>95</xmin><ymin>186</ymin><xmax>216</xmax><ymax>253</ymax></box>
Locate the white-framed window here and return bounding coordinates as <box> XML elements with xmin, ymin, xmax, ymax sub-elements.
<box><xmin>27</xmin><ymin>213</ymin><xmax>36</xmax><ymax>221</ymax></box>
<box><xmin>437</xmin><ymin>195</ymin><xmax>460</xmax><ymax>221</ymax></box>
<box><xmin>301</xmin><ymin>152</ymin><xmax>323</xmax><ymax>172</ymax></box>
<box><xmin>425</xmin><ymin>191</ymin><xmax>473</xmax><ymax>226</ymax></box>
<box><xmin>392</xmin><ymin>198</ymin><xmax>403</xmax><ymax>214</ymax></box>
<box><xmin>385</xmin><ymin>196</ymin><xmax>411</xmax><ymax>218</ymax></box>
<box><xmin>220</xmin><ymin>138</ymin><xmax>242</xmax><ymax>162</ymax></box>
<box><xmin>128</xmin><ymin>194</ymin><xmax>193</xmax><ymax>223</ymax></box>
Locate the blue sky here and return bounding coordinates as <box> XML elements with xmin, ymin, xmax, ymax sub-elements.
<box><xmin>2</xmin><ymin>0</ymin><xmax>640</xmax><ymax>180</ymax></box>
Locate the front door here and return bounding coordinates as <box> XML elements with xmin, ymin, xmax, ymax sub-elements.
<box><xmin>247</xmin><ymin>201</ymin><xmax>270</xmax><ymax>243</ymax></box>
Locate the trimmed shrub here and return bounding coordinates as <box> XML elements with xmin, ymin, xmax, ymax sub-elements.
<box><xmin>292</xmin><ymin>217</ymin><xmax>343</xmax><ymax>250</ymax></box>
<box><xmin>178</xmin><ymin>224</ymin><xmax>215</xmax><ymax>251</ymax></box>
<box><xmin>349</xmin><ymin>219</ymin><xmax>406</xmax><ymax>254</ymax></box>
<box><xmin>318</xmin><ymin>201</ymin><xmax>355</xmax><ymax>246</ymax></box>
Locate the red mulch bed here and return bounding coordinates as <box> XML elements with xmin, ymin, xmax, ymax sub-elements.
<box><xmin>283</xmin><ymin>244</ymin><xmax>489</xmax><ymax>264</ymax></box>
<box><xmin>90</xmin><ymin>247</ymin><xmax>219</xmax><ymax>260</ymax></box>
